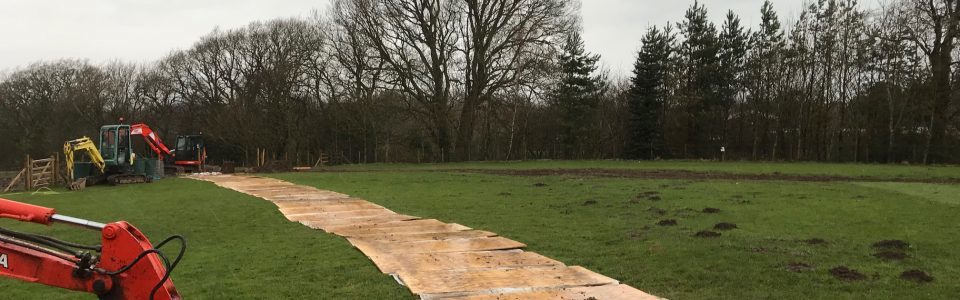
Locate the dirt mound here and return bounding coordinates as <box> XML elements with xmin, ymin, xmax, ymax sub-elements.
<box><xmin>829</xmin><ymin>266</ymin><xmax>866</xmax><ymax>281</ymax></box>
<box><xmin>713</xmin><ymin>223</ymin><xmax>738</xmax><ymax>230</ymax></box>
<box><xmin>787</xmin><ymin>262</ymin><xmax>813</xmax><ymax>272</ymax></box>
<box><xmin>702</xmin><ymin>207</ymin><xmax>721</xmax><ymax>213</ymax></box>
<box><xmin>657</xmin><ymin>219</ymin><xmax>678</xmax><ymax>226</ymax></box>
<box><xmin>900</xmin><ymin>270</ymin><xmax>934</xmax><ymax>283</ymax></box>
<box><xmin>873</xmin><ymin>251</ymin><xmax>908</xmax><ymax>261</ymax></box>
<box><xmin>694</xmin><ymin>230</ymin><xmax>721</xmax><ymax>238</ymax></box>
<box><xmin>872</xmin><ymin>240</ymin><xmax>910</xmax><ymax>251</ymax></box>
<box><xmin>804</xmin><ymin>238</ymin><xmax>827</xmax><ymax>245</ymax></box>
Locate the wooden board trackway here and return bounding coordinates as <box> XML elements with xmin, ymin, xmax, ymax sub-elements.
<box><xmin>193</xmin><ymin>175</ymin><xmax>660</xmax><ymax>300</ymax></box>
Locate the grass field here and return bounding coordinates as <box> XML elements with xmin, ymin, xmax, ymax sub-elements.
<box><xmin>0</xmin><ymin>180</ymin><xmax>410</xmax><ymax>299</ymax></box>
<box><xmin>328</xmin><ymin>160</ymin><xmax>960</xmax><ymax>180</ymax></box>
<box><xmin>0</xmin><ymin>160</ymin><xmax>958</xmax><ymax>299</ymax></box>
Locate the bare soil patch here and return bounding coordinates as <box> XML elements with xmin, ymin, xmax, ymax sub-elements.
<box><xmin>900</xmin><ymin>270</ymin><xmax>934</xmax><ymax>283</ymax></box>
<box><xmin>702</xmin><ymin>207</ymin><xmax>721</xmax><ymax>213</ymax></box>
<box><xmin>713</xmin><ymin>223</ymin><xmax>738</xmax><ymax>230</ymax></box>
<box><xmin>694</xmin><ymin>230</ymin><xmax>721</xmax><ymax>238</ymax></box>
<box><xmin>804</xmin><ymin>238</ymin><xmax>827</xmax><ymax>245</ymax></box>
<box><xmin>872</xmin><ymin>240</ymin><xmax>910</xmax><ymax>251</ymax></box>
<box><xmin>829</xmin><ymin>266</ymin><xmax>866</xmax><ymax>281</ymax></box>
<box><xmin>657</xmin><ymin>219</ymin><xmax>678</xmax><ymax>226</ymax></box>
<box><xmin>787</xmin><ymin>262</ymin><xmax>813</xmax><ymax>273</ymax></box>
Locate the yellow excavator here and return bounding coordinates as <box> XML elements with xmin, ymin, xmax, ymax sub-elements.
<box><xmin>63</xmin><ymin>137</ymin><xmax>106</xmax><ymax>190</ymax></box>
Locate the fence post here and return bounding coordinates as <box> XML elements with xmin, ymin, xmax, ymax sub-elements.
<box><xmin>52</xmin><ymin>153</ymin><xmax>60</xmax><ymax>185</ymax></box>
<box><xmin>24</xmin><ymin>155</ymin><xmax>32</xmax><ymax>191</ymax></box>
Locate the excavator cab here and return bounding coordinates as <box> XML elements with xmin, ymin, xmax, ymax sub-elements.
<box><xmin>93</xmin><ymin>124</ymin><xmax>152</xmax><ymax>185</ymax></box>
<box><xmin>172</xmin><ymin>135</ymin><xmax>205</xmax><ymax>173</ymax></box>
<box><xmin>99</xmin><ymin>125</ymin><xmax>134</xmax><ymax>168</ymax></box>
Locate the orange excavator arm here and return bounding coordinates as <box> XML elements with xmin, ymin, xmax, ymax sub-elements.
<box><xmin>0</xmin><ymin>198</ymin><xmax>184</xmax><ymax>299</ymax></box>
<box><xmin>131</xmin><ymin>123</ymin><xmax>172</xmax><ymax>159</ymax></box>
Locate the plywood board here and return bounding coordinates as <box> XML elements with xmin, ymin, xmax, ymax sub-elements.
<box><xmin>349</xmin><ymin>237</ymin><xmax>526</xmax><ymax>259</ymax></box>
<box><xmin>372</xmin><ymin>250</ymin><xmax>562</xmax><ymax>274</ymax></box>
<box><xmin>279</xmin><ymin>202</ymin><xmax>386</xmax><ymax>215</ymax></box>
<box><xmin>272</xmin><ymin>198</ymin><xmax>370</xmax><ymax>209</ymax></box>
<box><xmin>331</xmin><ymin>222</ymin><xmax>472</xmax><ymax>237</ymax></box>
<box><xmin>285</xmin><ymin>208</ymin><xmax>398</xmax><ymax>222</ymax></box>
<box><xmin>424</xmin><ymin>284</ymin><xmax>661</xmax><ymax>300</ymax></box>
<box><xmin>350</xmin><ymin>230</ymin><xmax>498</xmax><ymax>243</ymax></box>
<box><xmin>300</xmin><ymin>214</ymin><xmax>422</xmax><ymax>230</ymax></box>
<box><xmin>397</xmin><ymin>266</ymin><xmax>618</xmax><ymax>295</ymax></box>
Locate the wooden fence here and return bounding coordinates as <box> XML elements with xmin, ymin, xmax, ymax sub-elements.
<box><xmin>3</xmin><ymin>154</ymin><xmax>64</xmax><ymax>193</ymax></box>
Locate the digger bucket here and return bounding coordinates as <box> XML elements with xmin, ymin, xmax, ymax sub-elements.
<box><xmin>68</xmin><ymin>178</ymin><xmax>87</xmax><ymax>191</ymax></box>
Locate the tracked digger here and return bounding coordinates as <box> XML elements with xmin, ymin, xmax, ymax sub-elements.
<box><xmin>65</xmin><ymin>124</ymin><xmax>154</xmax><ymax>190</ymax></box>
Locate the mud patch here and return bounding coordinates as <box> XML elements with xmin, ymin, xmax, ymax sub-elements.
<box><xmin>829</xmin><ymin>266</ymin><xmax>866</xmax><ymax>281</ymax></box>
<box><xmin>694</xmin><ymin>230</ymin><xmax>721</xmax><ymax>238</ymax></box>
<box><xmin>702</xmin><ymin>207</ymin><xmax>721</xmax><ymax>213</ymax></box>
<box><xmin>787</xmin><ymin>262</ymin><xmax>813</xmax><ymax>273</ymax></box>
<box><xmin>657</xmin><ymin>219</ymin><xmax>678</xmax><ymax>226</ymax></box>
<box><xmin>804</xmin><ymin>238</ymin><xmax>827</xmax><ymax>245</ymax></box>
<box><xmin>872</xmin><ymin>240</ymin><xmax>910</xmax><ymax>251</ymax></box>
<box><xmin>713</xmin><ymin>223</ymin><xmax>738</xmax><ymax>230</ymax></box>
<box><xmin>873</xmin><ymin>251</ymin><xmax>908</xmax><ymax>261</ymax></box>
<box><xmin>900</xmin><ymin>270</ymin><xmax>934</xmax><ymax>283</ymax></box>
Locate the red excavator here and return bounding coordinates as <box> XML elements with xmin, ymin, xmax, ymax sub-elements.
<box><xmin>0</xmin><ymin>197</ymin><xmax>185</xmax><ymax>299</ymax></box>
<box><xmin>130</xmin><ymin>123</ymin><xmax>206</xmax><ymax>174</ymax></box>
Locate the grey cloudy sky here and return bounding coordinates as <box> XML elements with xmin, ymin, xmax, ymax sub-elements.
<box><xmin>0</xmin><ymin>0</ymin><xmax>870</xmax><ymax>75</ymax></box>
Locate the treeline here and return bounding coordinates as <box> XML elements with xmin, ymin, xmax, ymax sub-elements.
<box><xmin>0</xmin><ymin>0</ymin><xmax>958</xmax><ymax>168</ymax></box>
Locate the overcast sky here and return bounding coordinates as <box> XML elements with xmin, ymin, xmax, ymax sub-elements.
<box><xmin>0</xmin><ymin>0</ymin><xmax>876</xmax><ymax>75</ymax></box>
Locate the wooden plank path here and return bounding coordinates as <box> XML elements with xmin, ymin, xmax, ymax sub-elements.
<box><xmin>193</xmin><ymin>174</ymin><xmax>660</xmax><ymax>300</ymax></box>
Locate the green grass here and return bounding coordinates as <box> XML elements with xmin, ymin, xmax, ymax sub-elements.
<box><xmin>0</xmin><ymin>179</ymin><xmax>410</xmax><ymax>299</ymax></box>
<box><xmin>327</xmin><ymin>160</ymin><xmax>960</xmax><ymax>180</ymax></box>
<box><xmin>269</xmin><ymin>169</ymin><xmax>960</xmax><ymax>300</ymax></box>
<box><xmin>2</xmin><ymin>160</ymin><xmax>958</xmax><ymax>299</ymax></box>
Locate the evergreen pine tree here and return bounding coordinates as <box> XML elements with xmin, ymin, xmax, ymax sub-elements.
<box><xmin>626</xmin><ymin>26</ymin><xmax>674</xmax><ymax>159</ymax></box>
<box><xmin>717</xmin><ymin>11</ymin><xmax>749</xmax><ymax>153</ymax></box>
<box><xmin>678</xmin><ymin>1</ymin><xmax>722</xmax><ymax>157</ymax></box>
<box><xmin>552</xmin><ymin>31</ymin><xmax>605</xmax><ymax>159</ymax></box>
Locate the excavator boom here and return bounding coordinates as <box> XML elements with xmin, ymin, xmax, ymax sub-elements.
<box><xmin>0</xmin><ymin>198</ymin><xmax>183</xmax><ymax>299</ymax></box>
<box><xmin>63</xmin><ymin>137</ymin><xmax>106</xmax><ymax>181</ymax></box>
<box><xmin>131</xmin><ymin>124</ymin><xmax>172</xmax><ymax>159</ymax></box>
